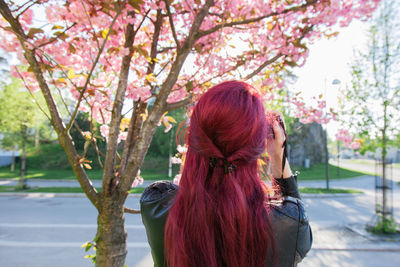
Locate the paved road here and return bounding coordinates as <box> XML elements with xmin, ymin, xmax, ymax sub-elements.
<box><xmin>0</xmin><ymin>195</ymin><xmax>149</xmax><ymax>267</ymax></box>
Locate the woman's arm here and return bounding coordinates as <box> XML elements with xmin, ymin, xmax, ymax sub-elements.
<box><xmin>266</xmin><ymin>112</ymin><xmax>292</xmax><ymax>179</ymax></box>
<box><xmin>266</xmin><ymin>112</ymin><xmax>312</xmax><ymax>264</ymax></box>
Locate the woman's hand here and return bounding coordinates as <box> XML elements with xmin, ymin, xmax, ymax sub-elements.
<box><xmin>266</xmin><ymin>112</ymin><xmax>293</xmax><ymax>179</ymax></box>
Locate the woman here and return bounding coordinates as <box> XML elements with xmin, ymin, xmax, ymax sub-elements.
<box><xmin>140</xmin><ymin>81</ymin><xmax>312</xmax><ymax>267</ymax></box>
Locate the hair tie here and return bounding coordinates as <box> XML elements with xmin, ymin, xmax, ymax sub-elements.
<box><xmin>209</xmin><ymin>157</ymin><xmax>237</xmax><ymax>174</ymax></box>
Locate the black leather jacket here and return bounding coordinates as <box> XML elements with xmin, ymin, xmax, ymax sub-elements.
<box><xmin>140</xmin><ymin>176</ymin><xmax>312</xmax><ymax>267</ymax></box>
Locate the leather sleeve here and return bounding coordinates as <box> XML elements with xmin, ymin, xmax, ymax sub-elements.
<box><xmin>140</xmin><ymin>181</ymin><xmax>178</xmax><ymax>267</ymax></box>
<box><xmin>272</xmin><ymin>176</ymin><xmax>301</xmax><ymax>199</ymax></box>
<box><xmin>269</xmin><ymin>176</ymin><xmax>313</xmax><ymax>266</ymax></box>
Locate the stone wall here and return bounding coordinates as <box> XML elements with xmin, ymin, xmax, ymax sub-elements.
<box><xmin>287</xmin><ymin>122</ymin><xmax>326</xmax><ymax>167</ymax></box>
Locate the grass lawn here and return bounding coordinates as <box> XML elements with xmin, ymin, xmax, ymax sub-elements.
<box><xmin>0</xmin><ymin>167</ymin><xmax>170</xmax><ymax>181</ymax></box>
<box><xmin>295</xmin><ymin>163</ymin><xmax>369</xmax><ymax>181</ymax></box>
<box><xmin>0</xmin><ymin>185</ymin><xmax>145</xmax><ymax>194</ymax></box>
<box><xmin>299</xmin><ymin>187</ymin><xmax>362</xmax><ymax>194</ymax></box>
<box><xmin>1</xmin><ymin>163</ymin><xmax>368</xmax><ymax>181</ymax></box>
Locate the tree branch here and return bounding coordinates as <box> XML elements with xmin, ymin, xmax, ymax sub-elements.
<box><xmin>0</xmin><ymin>0</ymin><xmax>99</xmax><ymax>208</ymax></box>
<box><xmin>119</xmin><ymin>9</ymin><xmax>163</xmax><ymax>176</ymax></box>
<box><xmin>164</xmin><ymin>0</ymin><xmax>181</xmax><ymax>50</ymax></box>
<box><xmin>15</xmin><ymin>0</ymin><xmax>40</xmax><ymax>19</ymax></box>
<box><xmin>102</xmin><ymin>10</ymin><xmax>137</xmax><ymax>195</ymax></box>
<box><xmin>38</xmin><ymin>23</ymin><xmax>77</xmax><ymax>48</ymax></box>
<box><xmin>244</xmin><ymin>53</ymin><xmax>283</xmax><ymax>80</ymax></box>
<box><xmin>148</xmin><ymin>9</ymin><xmax>163</xmax><ymax>78</ymax></box>
<box><xmin>165</xmin><ymin>96</ymin><xmax>192</xmax><ymax>111</ymax></box>
<box><xmin>124</xmin><ymin>207</ymin><xmax>140</xmax><ymax>214</ymax></box>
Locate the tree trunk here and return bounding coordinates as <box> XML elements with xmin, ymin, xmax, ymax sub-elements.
<box><xmin>95</xmin><ymin>195</ymin><xmax>127</xmax><ymax>267</ymax></box>
<box><xmin>18</xmin><ymin>150</ymin><xmax>27</xmax><ymax>188</ymax></box>
<box><xmin>381</xmin><ymin>101</ymin><xmax>388</xmax><ymax>222</ymax></box>
<box><xmin>381</xmin><ymin>147</ymin><xmax>387</xmax><ymax>221</ymax></box>
<box><xmin>18</xmin><ymin>125</ymin><xmax>28</xmax><ymax>188</ymax></box>
<box><xmin>10</xmin><ymin>150</ymin><xmax>15</xmax><ymax>172</ymax></box>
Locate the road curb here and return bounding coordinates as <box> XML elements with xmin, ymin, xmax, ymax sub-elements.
<box><xmin>0</xmin><ymin>192</ymin><xmax>142</xmax><ymax>198</ymax></box>
<box><xmin>311</xmin><ymin>246</ymin><xmax>400</xmax><ymax>252</ymax></box>
<box><xmin>301</xmin><ymin>192</ymin><xmax>364</xmax><ymax>198</ymax></box>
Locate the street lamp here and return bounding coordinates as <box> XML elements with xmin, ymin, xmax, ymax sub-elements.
<box><xmin>324</xmin><ymin>78</ymin><xmax>341</xmax><ymax>190</ymax></box>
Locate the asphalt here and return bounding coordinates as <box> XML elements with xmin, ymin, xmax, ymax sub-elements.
<box><xmin>1</xmin><ymin>171</ymin><xmax>400</xmax><ymax>266</ymax></box>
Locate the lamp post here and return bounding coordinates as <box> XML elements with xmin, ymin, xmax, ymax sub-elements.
<box><xmin>325</xmin><ymin>78</ymin><xmax>341</xmax><ymax>190</ymax></box>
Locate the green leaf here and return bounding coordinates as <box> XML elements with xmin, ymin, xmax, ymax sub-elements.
<box><xmin>85</xmin><ymin>243</ymin><xmax>92</xmax><ymax>252</ymax></box>
<box><xmin>52</xmin><ymin>25</ymin><xmax>64</xmax><ymax>30</ymax></box>
<box><xmin>27</xmin><ymin>28</ymin><xmax>44</xmax><ymax>39</ymax></box>
<box><xmin>81</xmin><ymin>241</ymin><xmax>90</xmax><ymax>248</ymax></box>
<box><xmin>128</xmin><ymin>0</ymin><xmax>144</xmax><ymax>10</ymax></box>
<box><xmin>53</xmin><ymin>31</ymin><xmax>69</xmax><ymax>41</ymax></box>
<box><xmin>68</xmin><ymin>43</ymin><xmax>76</xmax><ymax>54</ymax></box>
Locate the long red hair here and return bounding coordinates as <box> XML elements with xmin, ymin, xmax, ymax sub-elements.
<box><xmin>165</xmin><ymin>81</ymin><xmax>275</xmax><ymax>267</ymax></box>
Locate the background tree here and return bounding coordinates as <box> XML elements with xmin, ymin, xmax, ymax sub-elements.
<box><xmin>0</xmin><ymin>0</ymin><xmax>380</xmax><ymax>266</ymax></box>
<box><xmin>340</xmin><ymin>0</ymin><xmax>399</xmax><ymax>230</ymax></box>
<box><xmin>0</xmin><ymin>77</ymin><xmax>52</xmax><ymax>187</ymax></box>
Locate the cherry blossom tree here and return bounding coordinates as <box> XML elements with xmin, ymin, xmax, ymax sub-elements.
<box><xmin>0</xmin><ymin>0</ymin><xmax>379</xmax><ymax>266</ymax></box>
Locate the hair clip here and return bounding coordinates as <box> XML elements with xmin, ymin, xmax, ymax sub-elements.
<box><xmin>209</xmin><ymin>157</ymin><xmax>237</xmax><ymax>174</ymax></box>
<box><xmin>223</xmin><ymin>160</ymin><xmax>237</xmax><ymax>174</ymax></box>
<box><xmin>209</xmin><ymin>157</ymin><xmax>218</xmax><ymax>168</ymax></box>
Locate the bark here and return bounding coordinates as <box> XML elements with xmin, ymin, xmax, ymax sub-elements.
<box><xmin>10</xmin><ymin>151</ymin><xmax>15</xmax><ymax>172</ymax></box>
<box><xmin>102</xmin><ymin>11</ymin><xmax>136</xmax><ymax>193</ymax></box>
<box><xmin>18</xmin><ymin>151</ymin><xmax>27</xmax><ymax>188</ymax></box>
<box><xmin>18</xmin><ymin>126</ymin><xmax>27</xmax><ymax>188</ymax></box>
<box><xmin>119</xmin><ymin>9</ymin><xmax>162</xmax><ymax>176</ymax></box>
<box><xmin>95</xmin><ymin>195</ymin><xmax>127</xmax><ymax>267</ymax></box>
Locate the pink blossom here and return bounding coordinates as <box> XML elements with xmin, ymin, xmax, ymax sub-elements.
<box><xmin>119</xmin><ymin>47</ymin><xmax>130</xmax><ymax>57</ymax></box>
<box><xmin>350</xmin><ymin>141</ymin><xmax>361</xmax><ymax>150</ymax></box>
<box><xmin>171</xmin><ymin>157</ymin><xmax>182</xmax><ymax>164</ymax></box>
<box><xmin>118</xmin><ymin>132</ymin><xmax>128</xmax><ymax>143</ymax></box>
<box><xmin>100</xmin><ymin>125</ymin><xmax>110</xmax><ymax>141</ymax></box>
<box><xmin>20</xmin><ymin>8</ymin><xmax>33</xmax><ymax>25</ymax></box>
<box><xmin>164</xmin><ymin>124</ymin><xmax>172</xmax><ymax>133</ymax></box>
<box><xmin>177</xmin><ymin>145</ymin><xmax>188</xmax><ymax>153</ymax></box>
<box><xmin>173</xmin><ymin>174</ymin><xmax>181</xmax><ymax>185</ymax></box>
